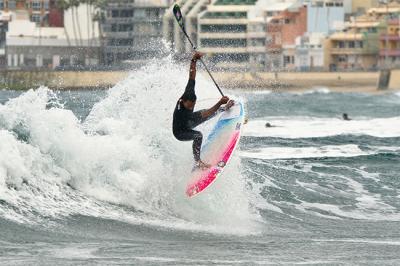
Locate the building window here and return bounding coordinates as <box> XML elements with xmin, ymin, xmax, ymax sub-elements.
<box><xmin>338</xmin><ymin>55</ymin><xmax>347</xmax><ymax>62</ymax></box>
<box><xmin>31</xmin><ymin>14</ymin><xmax>41</xmax><ymax>23</ymax></box>
<box><xmin>120</xmin><ymin>10</ymin><xmax>133</xmax><ymax>17</ymax></box>
<box><xmin>8</xmin><ymin>0</ymin><xmax>16</xmax><ymax>9</ymax></box>
<box><xmin>0</xmin><ymin>0</ymin><xmax>4</xmax><ymax>9</ymax></box>
<box><xmin>32</xmin><ymin>1</ymin><xmax>41</xmax><ymax>11</ymax></box>
<box><xmin>200</xmin><ymin>24</ymin><xmax>247</xmax><ymax>33</ymax></box>
<box><xmin>135</xmin><ymin>9</ymin><xmax>145</xmax><ymax>18</ymax></box>
<box><xmin>43</xmin><ymin>0</ymin><xmax>49</xmax><ymax>10</ymax></box>
<box><xmin>200</xmin><ymin>38</ymin><xmax>247</xmax><ymax>48</ymax></box>
<box><xmin>108</xmin><ymin>38</ymin><xmax>134</xmax><ymax>46</ymax></box>
<box><xmin>119</xmin><ymin>24</ymin><xmax>133</xmax><ymax>32</ymax></box>
<box><xmin>111</xmin><ymin>10</ymin><xmax>119</xmax><ymax>17</ymax></box>
<box><xmin>349</xmin><ymin>41</ymin><xmax>355</xmax><ymax>48</ymax></box>
<box><xmin>284</xmin><ymin>56</ymin><xmax>294</xmax><ymax>66</ymax></box>
<box><xmin>338</xmin><ymin>41</ymin><xmax>345</xmax><ymax>48</ymax></box>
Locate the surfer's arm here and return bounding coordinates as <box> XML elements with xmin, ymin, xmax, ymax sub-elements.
<box><xmin>200</xmin><ymin>96</ymin><xmax>229</xmax><ymax>119</ymax></box>
<box><xmin>189</xmin><ymin>52</ymin><xmax>203</xmax><ymax>80</ymax></box>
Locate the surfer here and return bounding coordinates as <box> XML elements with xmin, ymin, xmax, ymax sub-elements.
<box><xmin>173</xmin><ymin>52</ymin><xmax>234</xmax><ymax>169</ymax></box>
<box><xmin>342</xmin><ymin>113</ymin><xmax>351</xmax><ymax>121</ymax></box>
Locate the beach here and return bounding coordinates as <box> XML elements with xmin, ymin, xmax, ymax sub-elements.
<box><xmin>1</xmin><ymin>68</ymin><xmax>399</xmax><ymax>93</ymax></box>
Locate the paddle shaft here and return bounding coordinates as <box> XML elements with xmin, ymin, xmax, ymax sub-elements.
<box><xmin>176</xmin><ymin>15</ymin><xmax>224</xmax><ymax>97</ymax></box>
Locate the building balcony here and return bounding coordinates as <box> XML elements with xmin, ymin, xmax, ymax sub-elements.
<box><xmin>104</xmin><ymin>31</ymin><xmax>160</xmax><ymax>38</ymax></box>
<box><xmin>105</xmin><ymin>17</ymin><xmax>161</xmax><ymax>23</ymax></box>
<box><xmin>380</xmin><ymin>35</ymin><xmax>400</xmax><ymax>41</ymax></box>
<box><xmin>330</xmin><ymin>48</ymin><xmax>372</xmax><ymax>55</ymax></box>
<box><xmin>198</xmin><ymin>18</ymin><xmax>248</xmax><ymax>25</ymax></box>
<box><xmin>379</xmin><ymin>49</ymin><xmax>400</xmax><ymax>56</ymax></box>
<box><xmin>107</xmin><ymin>3</ymin><xmax>168</xmax><ymax>8</ymax></box>
<box><xmin>247</xmin><ymin>46</ymin><xmax>266</xmax><ymax>53</ymax></box>
<box><xmin>199</xmin><ymin>32</ymin><xmax>247</xmax><ymax>38</ymax></box>
<box><xmin>199</xmin><ymin>47</ymin><xmax>248</xmax><ymax>53</ymax></box>
<box><xmin>388</xmin><ymin>19</ymin><xmax>400</xmax><ymax>25</ymax></box>
<box><xmin>267</xmin><ymin>44</ymin><xmax>282</xmax><ymax>49</ymax></box>
<box><xmin>247</xmin><ymin>32</ymin><xmax>265</xmax><ymax>38</ymax></box>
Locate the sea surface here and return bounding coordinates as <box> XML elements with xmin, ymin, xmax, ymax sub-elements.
<box><xmin>1</xmin><ymin>60</ymin><xmax>400</xmax><ymax>265</ymax></box>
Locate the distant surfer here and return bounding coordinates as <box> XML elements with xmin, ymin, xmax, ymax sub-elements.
<box><xmin>173</xmin><ymin>52</ymin><xmax>234</xmax><ymax>169</ymax></box>
<box><xmin>265</xmin><ymin>122</ymin><xmax>275</xmax><ymax>128</ymax></box>
<box><xmin>342</xmin><ymin>113</ymin><xmax>351</xmax><ymax>121</ymax></box>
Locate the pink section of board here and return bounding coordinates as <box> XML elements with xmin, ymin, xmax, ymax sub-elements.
<box><xmin>186</xmin><ymin>131</ymin><xmax>240</xmax><ymax>197</ymax></box>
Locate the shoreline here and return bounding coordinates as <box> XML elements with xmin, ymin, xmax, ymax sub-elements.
<box><xmin>237</xmin><ymin>85</ymin><xmax>395</xmax><ymax>94</ymax></box>
<box><xmin>0</xmin><ymin>70</ymin><xmax>399</xmax><ymax>93</ymax></box>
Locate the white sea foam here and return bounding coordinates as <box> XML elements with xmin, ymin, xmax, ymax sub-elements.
<box><xmin>243</xmin><ymin>117</ymin><xmax>400</xmax><ymax>138</ymax></box>
<box><xmin>300</xmin><ymin>87</ymin><xmax>331</xmax><ymax>95</ymax></box>
<box><xmin>240</xmin><ymin>144</ymin><xmax>369</xmax><ymax>160</ymax></box>
<box><xmin>287</xmin><ymin>165</ymin><xmax>400</xmax><ymax>221</ymax></box>
<box><xmin>0</xmin><ymin>58</ymin><xmax>260</xmax><ymax>235</ymax></box>
<box><xmin>314</xmin><ymin>239</ymin><xmax>400</xmax><ymax>246</ymax></box>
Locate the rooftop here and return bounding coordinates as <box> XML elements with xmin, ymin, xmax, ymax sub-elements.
<box><xmin>330</xmin><ymin>32</ymin><xmax>363</xmax><ymax>41</ymax></box>
<box><xmin>367</xmin><ymin>7</ymin><xmax>400</xmax><ymax>15</ymax></box>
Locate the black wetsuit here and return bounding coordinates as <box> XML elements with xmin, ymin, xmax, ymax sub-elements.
<box><xmin>173</xmin><ymin>79</ymin><xmax>207</xmax><ymax>162</ymax></box>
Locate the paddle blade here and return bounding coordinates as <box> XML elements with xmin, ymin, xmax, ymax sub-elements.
<box><xmin>173</xmin><ymin>4</ymin><xmax>184</xmax><ymax>29</ymax></box>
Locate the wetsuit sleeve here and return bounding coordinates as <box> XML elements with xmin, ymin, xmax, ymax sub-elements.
<box><xmin>181</xmin><ymin>79</ymin><xmax>195</xmax><ymax>99</ymax></box>
<box><xmin>186</xmin><ymin>79</ymin><xmax>195</xmax><ymax>92</ymax></box>
<box><xmin>187</xmin><ymin>110</ymin><xmax>205</xmax><ymax>129</ymax></box>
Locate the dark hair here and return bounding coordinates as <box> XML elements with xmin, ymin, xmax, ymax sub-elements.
<box><xmin>181</xmin><ymin>92</ymin><xmax>197</xmax><ymax>102</ymax></box>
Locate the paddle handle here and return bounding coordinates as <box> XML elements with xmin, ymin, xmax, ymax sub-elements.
<box><xmin>173</xmin><ymin>5</ymin><xmax>224</xmax><ymax>97</ymax></box>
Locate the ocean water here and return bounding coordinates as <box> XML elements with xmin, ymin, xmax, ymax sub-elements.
<box><xmin>0</xmin><ymin>59</ymin><xmax>400</xmax><ymax>265</ymax></box>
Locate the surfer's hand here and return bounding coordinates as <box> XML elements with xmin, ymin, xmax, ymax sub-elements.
<box><xmin>225</xmin><ymin>100</ymin><xmax>235</xmax><ymax>110</ymax></box>
<box><xmin>219</xmin><ymin>96</ymin><xmax>229</xmax><ymax>105</ymax></box>
<box><xmin>192</xmin><ymin>52</ymin><xmax>203</xmax><ymax>61</ymax></box>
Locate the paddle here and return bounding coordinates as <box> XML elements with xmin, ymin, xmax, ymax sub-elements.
<box><xmin>173</xmin><ymin>4</ymin><xmax>225</xmax><ymax>97</ymax></box>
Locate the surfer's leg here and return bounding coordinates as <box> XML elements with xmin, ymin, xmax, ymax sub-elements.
<box><xmin>174</xmin><ymin>130</ymin><xmax>204</xmax><ymax>163</ymax></box>
<box><xmin>191</xmin><ymin>130</ymin><xmax>203</xmax><ymax>162</ymax></box>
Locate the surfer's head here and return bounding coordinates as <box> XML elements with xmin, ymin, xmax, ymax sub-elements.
<box><xmin>181</xmin><ymin>98</ymin><xmax>196</xmax><ymax>110</ymax></box>
<box><xmin>181</xmin><ymin>91</ymin><xmax>197</xmax><ymax>110</ymax></box>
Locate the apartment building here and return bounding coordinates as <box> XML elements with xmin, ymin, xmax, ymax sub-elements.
<box><xmin>195</xmin><ymin>0</ymin><xmax>305</xmax><ymax>71</ymax></box>
<box><xmin>380</xmin><ymin>18</ymin><xmax>400</xmax><ymax>68</ymax></box>
<box><xmin>351</xmin><ymin>0</ymin><xmax>378</xmax><ymax>16</ymax></box>
<box><xmin>163</xmin><ymin>0</ymin><xmax>209</xmax><ymax>55</ymax></box>
<box><xmin>295</xmin><ymin>32</ymin><xmax>325</xmax><ymax>71</ymax></box>
<box><xmin>266</xmin><ymin>3</ymin><xmax>307</xmax><ymax>71</ymax></box>
<box><xmin>196</xmin><ymin>0</ymin><xmax>256</xmax><ymax>70</ymax></box>
<box><xmin>324</xmin><ymin>16</ymin><xmax>384</xmax><ymax>71</ymax></box>
<box><xmin>0</xmin><ymin>11</ymin><xmax>10</xmax><ymax>67</ymax></box>
<box><xmin>100</xmin><ymin>0</ymin><xmax>170</xmax><ymax>66</ymax></box>
<box><xmin>6</xmin><ymin>7</ymin><xmax>100</xmax><ymax>70</ymax></box>
<box><xmin>0</xmin><ymin>0</ymin><xmax>63</xmax><ymax>26</ymax></box>
<box><xmin>305</xmin><ymin>0</ymin><xmax>346</xmax><ymax>34</ymax></box>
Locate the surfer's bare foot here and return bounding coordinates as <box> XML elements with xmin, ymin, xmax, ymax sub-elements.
<box><xmin>196</xmin><ymin>160</ymin><xmax>211</xmax><ymax>170</ymax></box>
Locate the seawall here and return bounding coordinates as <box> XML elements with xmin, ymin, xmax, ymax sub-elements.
<box><xmin>0</xmin><ymin>70</ymin><xmax>398</xmax><ymax>91</ymax></box>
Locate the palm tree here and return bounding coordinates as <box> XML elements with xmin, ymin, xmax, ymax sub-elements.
<box><xmin>56</xmin><ymin>0</ymin><xmax>72</xmax><ymax>46</ymax></box>
<box><xmin>70</xmin><ymin>0</ymin><xmax>83</xmax><ymax>46</ymax></box>
<box><xmin>57</xmin><ymin>0</ymin><xmax>106</xmax><ymax>62</ymax></box>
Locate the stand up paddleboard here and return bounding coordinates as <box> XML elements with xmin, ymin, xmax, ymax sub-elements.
<box><xmin>186</xmin><ymin>101</ymin><xmax>245</xmax><ymax>197</ymax></box>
